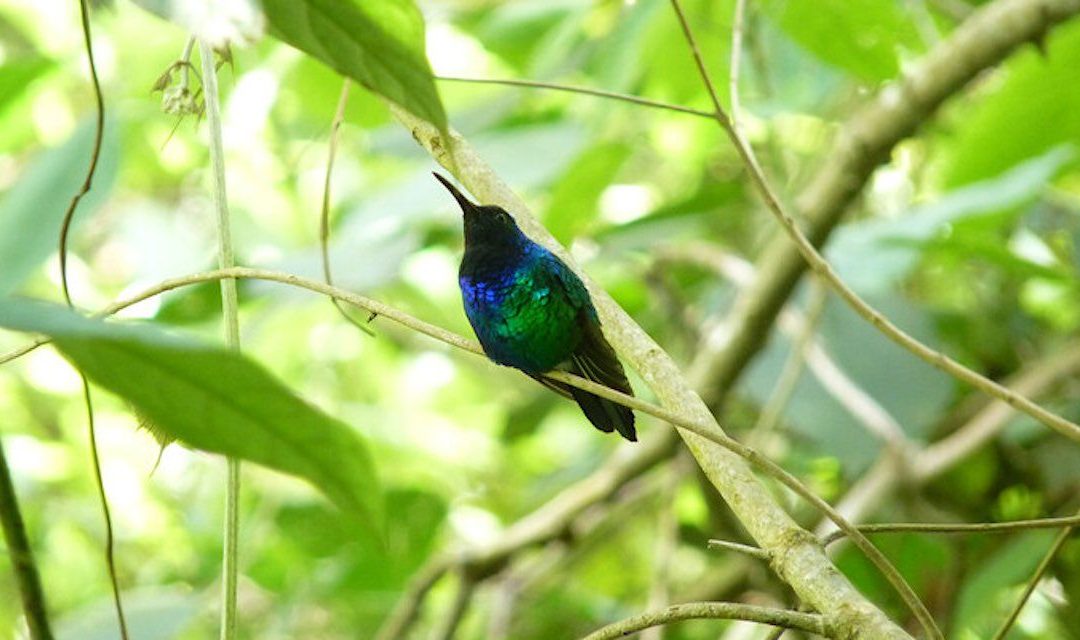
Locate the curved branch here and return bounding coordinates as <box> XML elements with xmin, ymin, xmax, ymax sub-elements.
<box><xmin>689</xmin><ymin>0</ymin><xmax>1080</xmax><ymax>413</ymax></box>
<box><xmin>7</xmin><ymin>264</ymin><xmax>909</xmax><ymax>636</ymax></box>
<box><xmin>581</xmin><ymin>602</ymin><xmax>828</xmax><ymax>640</ymax></box>
<box><xmin>674</xmin><ymin>0</ymin><xmax>1080</xmax><ymax>452</ymax></box>
<box><xmin>390</xmin><ymin>113</ymin><xmax>914</xmax><ymax>638</ymax></box>
<box><xmin>821</xmin><ymin>341</ymin><xmax>1080</xmax><ymax>538</ymax></box>
<box><xmin>65</xmin><ymin>4</ymin><xmax>128</xmax><ymax>637</ymax></box>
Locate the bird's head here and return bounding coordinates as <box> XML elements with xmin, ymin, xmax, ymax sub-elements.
<box><xmin>433</xmin><ymin>172</ymin><xmax>523</xmax><ymax>247</ymax></box>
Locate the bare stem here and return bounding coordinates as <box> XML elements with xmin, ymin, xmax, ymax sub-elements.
<box><xmin>669</xmin><ymin>0</ymin><xmax>939</xmax><ymax>635</ymax></box>
<box><xmin>581</xmin><ymin>602</ymin><xmax>828</xmax><ymax>640</ymax></box>
<box><xmin>990</xmin><ymin>512</ymin><xmax>1078</xmax><ymax>640</ymax></box>
<box><xmin>320</xmin><ymin>79</ymin><xmax>374</xmax><ymax>336</ymax></box>
<box><xmin>62</xmin><ymin>3</ymin><xmax>128</xmax><ymax>637</ymax></box>
<box><xmin>0</xmin><ymin>437</ymin><xmax>54</xmax><ymax>640</ymax></box>
<box><xmin>435</xmin><ymin>75</ymin><xmax>714</xmax><ymax>119</ymax></box>
<box><xmin>198</xmin><ymin>39</ymin><xmax>242</xmax><ymax>640</ymax></box>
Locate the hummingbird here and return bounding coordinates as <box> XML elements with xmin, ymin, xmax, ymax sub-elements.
<box><xmin>434</xmin><ymin>173</ymin><xmax>637</xmax><ymax>441</ymax></box>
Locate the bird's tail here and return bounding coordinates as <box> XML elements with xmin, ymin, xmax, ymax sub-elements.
<box><xmin>565</xmin><ymin>376</ymin><xmax>636</xmax><ymax>441</ymax></box>
<box><xmin>564</xmin><ymin>321</ymin><xmax>636</xmax><ymax>441</ymax></box>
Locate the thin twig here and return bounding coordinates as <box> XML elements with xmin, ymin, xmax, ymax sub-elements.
<box><xmin>198</xmin><ymin>39</ymin><xmax>242</xmax><ymax>640</ymax></box>
<box><xmin>671</xmin><ymin>0</ymin><xmax>1080</xmax><ymax>453</ymax></box>
<box><xmin>63</xmin><ymin>3</ymin><xmax>128</xmax><ymax>637</ymax></box>
<box><xmin>0</xmin><ymin>437</ymin><xmax>54</xmax><ymax>640</ymax></box>
<box><xmin>668</xmin><ymin>1</ymin><xmax>940</xmax><ymax>636</ymax></box>
<box><xmin>435</xmin><ymin>75</ymin><xmax>714</xmax><ymax>119</ymax></box>
<box><xmin>431</xmin><ymin>571</ymin><xmax>476</xmax><ymax>640</ymax></box>
<box><xmin>728</xmin><ymin>0</ymin><xmax>748</xmax><ymax>128</ymax></box>
<box><xmin>582</xmin><ymin>602</ymin><xmax>829</xmax><ymax>640</ymax></box>
<box><xmin>3</xmin><ymin>263</ymin><xmax>920</xmax><ymax>635</ymax></box>
<box><xmin>706</xmin><ymin>539</ymin><xmax>771</xmax><ymax>561</ymax></box>
<box><xmin>820</xmin><ymin>515</ymin><xmax>1080</xmax><ymax>545</ymax></box>
<box><xmin>989</xmin><ymin>512</ymin><xmax>1078</xmax><ymax>640</ymax></box>
<box><xmin>320</xmin><ymin>79</ymin><xmax>374</xmax><ymax>336</ymax></box>
<box><xmin>750</xmin><ymin>279</ymin><xmax>826</xmax><ymax>442</ymax></box>
<box><xmin>394</xmin><ymin>106</ymin><xmax>915</xmax><ymax>640</ymax></box>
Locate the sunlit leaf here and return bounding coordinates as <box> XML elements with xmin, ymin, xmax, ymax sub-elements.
<box><xmin>939</xmin><ymin>20</ymin><xmax>1080</xmax><ymax>186</ymax></box>
<box><xmin>0</xmin><ymin>55</ymin><xmax>52</xmax><ymax>116</ymax></box>
<box><xmin>828</xmin><ymin>147</ymin><xmax>1073</xmax><ymax>294</ymax></box>
<box><xmin>261</xmin><ymin>0</ymin><xmax>446</xmax><ymax>131</ymax></box>
<box><xmin>57</xmin><ymin>587</ymin><xmax>201</xmax><ymax>640</ymax></box>
<box><xmin>951</xmin><ymin>531</ymin><xmax>1058</xmax><ymax>637</ymax></box>
<box><xmin>0</xmin><ymin>299</ymin><xmax>382</xmax><ymax>529</ymax></box>
<box><xmin>0</xmin><ymin>118</ymin><xmax>119</xmax><ymax>296</ymax></box>
<box><xmin>545</xmin><ymin>142</ymin><xmax>631</xmax><ymax>243</ymax></box>
<box><xmin>759</xmin><ymin>0</ymin><xmax>924</xmax><ymax>82</ymax></box>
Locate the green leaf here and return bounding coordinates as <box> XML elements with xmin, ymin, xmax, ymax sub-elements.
<box><xmin>0</xmin><ymin>55</ymin><xmax>52</xmax><ymax>116</ymax></box>
<box><xmin>0</xmin><ymin>117</ymin><xmax>119</xmax><ymax>296</ymax></box>
<box><xmin>57</xmin><ymin>587</ymin><xmax>200</xmax><ymax>640</ymax></box>
<box><xmin>951</xmin><ymin>531</ymin><xmax>1058</xmax><ymax>637</ymax></box>
<box><xmin>544</xmin><ymin>142</ymin><xmax>631</xmax><ymax>243</ymax></box>
<box><xmin>828</xmin><ymin>147</ymin><xmax>1073</xmax><ymax>294</ymax></box>
<box><xmin>0</xmin><ymin>299</ymin><xmax>382</xmax><ymax>528</ymax></box>
<box><xmin>758</xmin><ymin>0</ymin><xmax>923</xmax><ymax>82</ymax></box>
<box><xmin>938</xmin><ymin>20</ymin><xmax>1080</xmax><ymax>186</ymax></box>
<box><xmin>261</xmin><ymin>0</ymin><xmax>446</xmax><ymax>132</ymax></box>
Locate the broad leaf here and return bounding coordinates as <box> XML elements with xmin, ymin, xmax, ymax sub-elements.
<box><xmin>57</xmin><ymin>587</ymin><xmax>201</xmax><ymax>640</ymax></box>
<box><xmin>938</xmin><ymin>20</ymin><xmax>1080</xmax><ymax>186</ymax></box>
<box><xmin>261</xmin><ymin>0</ymin><xmax>446</xmax><ymax>132</ymax></box>
<box><xmin>759</xmin><ymin>0</ymin><xmax>923</xmax><ymax>82</ymax></box>
<box><xmin>0</xmin><ymin>55</ymin><xmax>53</xmax><ymax>116</ymax></box>
<box><xmin>0</xmin><ymin>299</ymin><xmax>381</xmax><ymax>528</ymax></box>
<box><xmin>0</xmin><ymin>118</ymin><xmax>119</xmax><ymax>296</ymax></box>
<box><xmin>828</xmin><ymin>148</ymin><xmax>1073</xmax><ymax>295</ymax></box>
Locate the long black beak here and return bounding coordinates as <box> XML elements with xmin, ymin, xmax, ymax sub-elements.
<box><xmin>433</xmin><ymin>172</ymin><xmax>478</xmax><ymax>212</ymax></box>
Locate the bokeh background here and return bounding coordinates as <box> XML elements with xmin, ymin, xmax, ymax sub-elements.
<box><xmin>2</xmin><ymin>0</ymin><xmax>1080</xmax><ymax>638</ymax></box>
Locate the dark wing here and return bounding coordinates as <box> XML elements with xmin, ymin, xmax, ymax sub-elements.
<box><xmin>567</xmin><ymin>315</ymin><xmax>636</xmax><ymax>441</ymax></box>
<box><xmin>541</xmin><ymin>253</ymin><xmax>637</xmax><ymax>441</ymax></box>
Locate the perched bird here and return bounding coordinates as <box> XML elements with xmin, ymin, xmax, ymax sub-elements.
<box><xmin>435</xmin><ymin>173</ymin><xmax>637</xmax><ymax>441</ymax></box>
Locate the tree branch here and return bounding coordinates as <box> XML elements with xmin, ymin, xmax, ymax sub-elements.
<box><xmin>0</xmin><ymin>438</ymin><xmax>53</xmax><ymax>640</ymax></box>
<box><xmin>8</xmin><ymin>262</ymin><xmax>907</xmax><ymax>636</ymax></box>
<box><xmin>688</xmin><ymin>0</ymin><xmax>1080</xmax><ymax>415</ymax></box>
<box><xmin>391</xmin><ymin>111</ymin><xmax>915</xmax><ymax>638</ymax></box>
<box><xmin>581</xmin><ymin>602</ymin><xmax>828</xmax><ymax>640</ymax></box>
<box><xmin>673</xmin><ymin>0</ymin><xmax>1080</xmax><ymax>456</ymax></box>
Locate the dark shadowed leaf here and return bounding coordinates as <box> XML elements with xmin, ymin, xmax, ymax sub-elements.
<box><xmin>0</xmin><ymin>299</ymin><xmax>381</xmax><ymax>529</ymax></box>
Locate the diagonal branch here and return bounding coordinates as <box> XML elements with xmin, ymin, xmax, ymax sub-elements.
<box><xmin>671</xmin><ymin>0</ymin><xmax>1080</xmax><ymax>454</ymax></box>
<box><xmin>688</xmin><ymin>0</ymin><xmax>1080</xmax><ymax>426</ymax></box>
<box><xmin>391</xmin><ymin>111</ymin><xmax>915</xmax><ymax>638</ymax></box>
<box><xmin>8</xmin><ymin>263</ymin><xmax>909</xmax><ymax>636</ymax></box>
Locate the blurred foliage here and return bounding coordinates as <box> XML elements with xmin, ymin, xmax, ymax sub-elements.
<box><xmin>0</xmin><ymin>0</ymin><xmax>1078</xmax><ymax>638</ymax></box>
